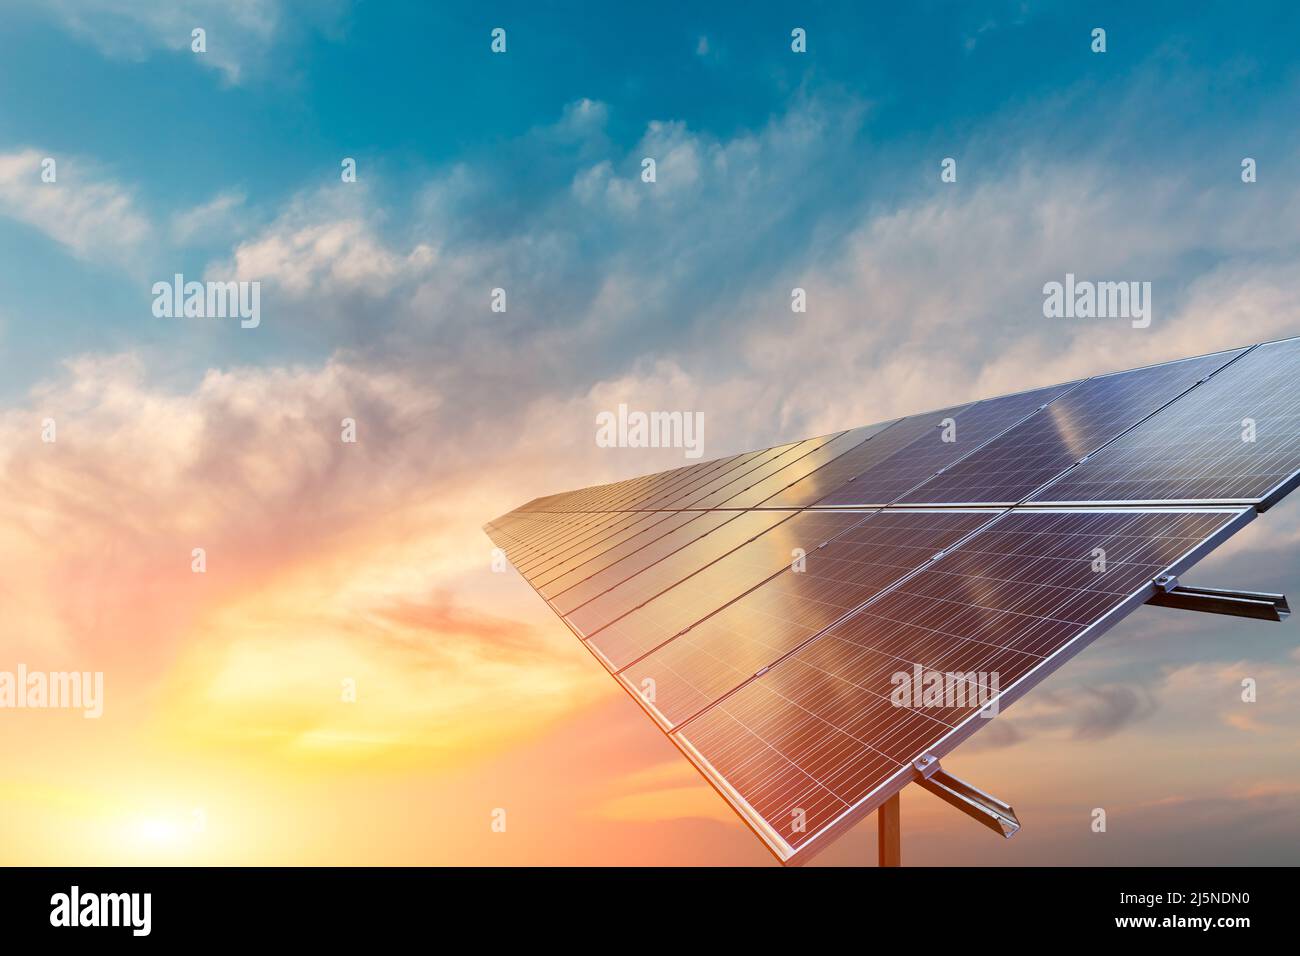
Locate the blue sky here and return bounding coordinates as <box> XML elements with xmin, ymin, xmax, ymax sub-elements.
<box><xmin>3</xmin><ymin>1</ymin><xmax>1300</xmax><ymax>865</ymax></box>
<box><xmin>5</xmin><ymin>0</ymin><xmax>1300</xmax><ymax>400</ymax></box>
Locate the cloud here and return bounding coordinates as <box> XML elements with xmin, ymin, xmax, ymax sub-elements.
<box><xmin>174</xmin><ymin>84</ymin><xmax>1300</xmax><ymax>483</ymax></box>
<box><xmin>0</xmin><ymin>349</ymin><xmax>608</xmax><ymax>766</ymax></box>
<box><xmin>0</xmin><ymin>149</ymin><xmax>151</xmax><ymax>270</ymax></box>
<box><xmin>375</xmin><ymin>591</ymin><xmax>558</xmax><ymax>662</ymax></box>
<box><xmin>212</xmin><ymin>187</ymin><xmax>436</xmax><ymax>296</ymax></box>
<box><xmin>171</xmin><ymin>189</ymin><xmax>248</xmax><ymax>245</ymax></box>
<box><xmin>968</xmin><ymin>683</ymin><xmax>1159</xmax><ymax>751</ymax></box>
<box><xmin>556</xmin><ymin>97</ymin><xmax>609</xmax><ymax>137</ymax></box>
<box><xmin>1162</xmin><ymin>659</ymin><xmax>1300</xmax><ymax>736</ymax></box>
<box><xmin>25</xmin><ymin>81</ymin><xmax>1295</xmax><ymax>502</ymax></box>
<box><xmin>8</xmin><ymin>59</ymin><xmax>1300</xmax><ymax>809</ymax></box>
<box><xmin>36</xmin><ymin>0</ymin><xmax>326</xmax><ymax>85</ymax></box>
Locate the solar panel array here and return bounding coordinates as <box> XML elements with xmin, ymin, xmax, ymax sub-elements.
<box><xmin>485</xmin><ymin>338</ymin><xmax>1300</xmax><ymax>864</ymax></box>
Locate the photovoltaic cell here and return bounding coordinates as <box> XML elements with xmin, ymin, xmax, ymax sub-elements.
<box><xmin>674</xmin><ymin>434</ymin><xmax>846</xmax><ymax>510</ymax></box>
<box><xmin>563</xmin><ymin>509</ymin><xmax>790</xmax><ymax>637</ymax></box>
<box><xmin>707</xmin><ymin>426</ymin><xmax>883</xmax><ymax>509</ymax></box>
<box><xmin>898</xmin><ymin>349</ymin><xmax>1244</xmax><ymax>505</ymax></box>
<box><xmin>673</xmin><ymin>507</ymin><xmax>1252</xmax><ymax>862</ymax></box>
<box><xmin>494</xmin><ymin>514</ymin><xmax>595</xmax><ymax>567</ymax></box>
<box><xmin>619</xmin><ymin>509</ymin><xmax>1000</xmax><ymax>729</ymax></box>
<box><xmin>514</xmin><ymin>512</ymin><xmax>634</xmax><ymax>573</ymax></box>
<box><xmin>585</xmin><ymin>509</ymin><xmax>871</xmax><ymax>670</ymax></box>
<box><xmin>525</xmin><ymin>504</ymin><xmax>712</xmax><ymax>580</ymax></box>
<box><xmin>815</xmin><ymin>382</ymin><xmax>1079</xmax><ymax>507</ymax></box>
<box><xmin>641</xmin><ymin>442</ymin><xmax>805</xmax><ymax>511</ymax></box>
<box><xmin>722</xmin><ymin>419</ymin><xmax>894</xmax><ymax>508</ymax></box>
<box><xmin>510</xmin><ymin>445</ymin><xmax>806</xmax><ymax>584</ymax></box>
<box><xmin>521</xmin><ymin>454</ymin><xmax>785</xmax><ymax>575</ymax></box>
<box><xmin>760</xmin><ymin>406</ymin><xmax>970</xmax><ymax>508</ymax></box>
<box><xmin>551</xmin><ymin>509</ymin><xmax>742</xmax><ymax>615</ymax></box>
<box><xmin>1030</xmin><ymin>339</ymin><xmax>1300</xmax><ymax>507</ymax></box>
<box><xmin>537</xmin><ymin>510</ymin><xmax>703</xmax><ymax>596</ymax></box>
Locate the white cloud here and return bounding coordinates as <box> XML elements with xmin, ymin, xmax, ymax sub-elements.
<box><xmin>211</xmin><ymin>188</ymin><xmax>436</xmax><ymax>295</ymax></box>
<box><xmin>171</xmin><ymin>189</ymin><xmax>249</xmax><ymax>245</ymax></box>
<box><xmin>0</xmin><ymin>148</ymin><xmax>151</xmax><ymax>270</ymax></box>
<box><xmin>161</xmin><ymin>90</ymin><xmax>1300</xmax><ymax>474</ymax></box>
<box><xmin>556</xmin><ymin>97</ymin><xmax>609</xmax><ymax>136</ymax></box>
<box><xmin>12</xmin><ymin>88</ymin><xmax>1300</xmax><ymax>513</ymax></box>
<box><xmin>39</xmin><ymin>0</ymin><xmax>286</xmax><ymax>84</ymax></box>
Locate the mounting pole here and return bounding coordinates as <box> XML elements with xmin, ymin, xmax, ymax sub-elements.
<box><xmin>877</xmin><ymin>793</ymin><xmax>901</xmax><ymax>867</ymax></box>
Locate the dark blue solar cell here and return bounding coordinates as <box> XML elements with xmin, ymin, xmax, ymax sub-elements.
<box><xmin>1031</xmin><ymin>338</ymin><xmax>1300</xmax><ymax>507</ymax></box>
<box><xmin>816</xmin><ymin>382</ymin><xmax>1078</xmax><ymax>506</ymax></box>
<box><xmin>898</xmin><ymin>349</ymin><xmax>1244</xmax><ymax>505</ymax></box>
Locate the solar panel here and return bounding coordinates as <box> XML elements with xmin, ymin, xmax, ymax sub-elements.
<box><xmin>1030</xmin><ymin>339</ymin><xmax>1300</xmax><ymax>508</ymax></box>
<box><xmin>484</xmin><ymin>338</ymin><xmax>1299</xmax><ymax>865</ymax></box>
<box><xmin>529</xmin><ymin>512</ymin><xmax>681</xmax><ymax>584</ymax></box>
<box><xmin>897</xmin><ymin>349</ymin><xmax>1244</xmax><ymax>505</ymax></box>
<box><xmin>619</xmin><ymin>509</ymin><xmax>1000</xmax><ymax>729</ymax></box>
<box><xmin>551</xmin><ymin>509</ymin><xmax>744</xmax><ymax>615</ymax></box>
<box><xmin>760</xmin><ymin>406</ymin><xmax>970</xmax><ymax>508</ymax></box>
<box><xmin>538</xmin><ymin>510</ymin><xmax>709</xmax><ymax>596</ymax></box>
<box><xmin>672</xmin><ymin>507</ymin><xmax>1252</xmax><ymax>862</ymax></box>
<box><xmin>513</xmin><ymin>513</ymin><xmax>633</xmax><ymax>573</ymax></box>
<box><xmin>563</xmin><ymin>509</ymin><xmax>791</xmax><ymax>636</ymax></box>
<box><xmin>519</xmin><ymin>453</ymin><xmax>786</xmax><ymax>575</ymax></box>
<box><xmin>581</xmin><ymin>510</ymin><xmax>872</xmax><ymax>670</ymax></box>
<box><xmin>636</xmin><ymin>441</ymin><xmax>804</xmax><ymax>511</ymax></box>
<box><xmin>814</xmin><ymin>382</ymin><xmax>1079</xmax><ymax>507</ymax></box>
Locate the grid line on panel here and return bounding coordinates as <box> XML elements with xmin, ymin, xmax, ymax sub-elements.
<box><xmin>660</xmin><ymin>505</ymin><xmax>1011</xmax><ymax>734</ymax></box>
<box><xmin>538</xmin><ymin>509</ymin><xmax>714</xmax><ymax>597</ymax></box>
<box><xmin>523</xmin><ymin>475</ymin><xmax>714</xmax><ymax>553</ymax></box>
<box><xmin>601</xmin><ymin>508</ymin><xmax>891</xmax><ymax>675</ymax></box>
<box><xmin>491</xmin><ymin>513</ymin><xmax>590</xmax><ymax>567</ymax></box>
<box><xmin>623</xmin><ymin>441</ymin><xmax>804</xmax><ymax>518</ymax></box>
<box><xmin>513</xmin><ymin>512</ymin><xmax>637</xmax><ymax>574</ymax></box>
<box><xmin>568</xmin><ymin>472</ymin><xmax>700</xmax><ymax>519</ymax></box>
<box><xmin>534</xmin><ymin>510</ymin><xmax>692</xmax><ymax>592</ymax></box>
<box><xmin>729</xmin><ymin>420</ymin><xmax>896</xmax><ymax>509</ymax></box>
<box><xmin>635</xmin><ymin>443</ymin><xmax>799</xmax><ymax>512</ymax></box>
<box><xmin>517</xmin><ymin>504</ymin><xmax>686</xmax><ymax>580</ymax></box>
<box><xmin>506</xmin><ymin>512</ymin><xmax>602</xmax><ymax>549</ymax></box>
<box><xmin>512</xmin><ymin>505</ymin><xmax>625</xmax><ymax>548</ymax></box>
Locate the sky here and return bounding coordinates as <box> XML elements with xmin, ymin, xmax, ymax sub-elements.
<box><xmin>1</xmin><ymin>0</ymin><xmax>1299</xmax><ymax>866</ymax></box>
